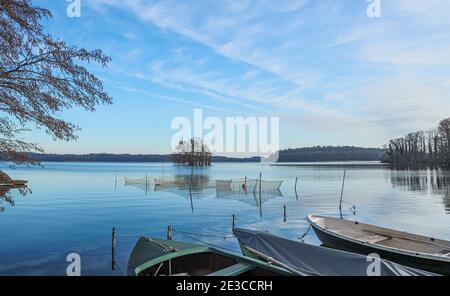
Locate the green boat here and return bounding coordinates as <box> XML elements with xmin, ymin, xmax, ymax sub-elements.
<box><xmin>127</xmin><ymin>236</ymin><xmax>294</xmax><ymax>276</ymax></box>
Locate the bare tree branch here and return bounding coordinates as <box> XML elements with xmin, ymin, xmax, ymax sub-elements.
<box><xmin>0</xmin><ymin>0</ymin><xmax>113</xmax><ymax>164</ymax></box>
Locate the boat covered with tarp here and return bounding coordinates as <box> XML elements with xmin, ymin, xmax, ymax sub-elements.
<box><xmin>233</xmin><ymin>228</ymin><xmax>435</xmax><ymax>276</ymax></box>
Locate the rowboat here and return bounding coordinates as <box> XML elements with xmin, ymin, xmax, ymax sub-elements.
<box><xmin>233</xmin><ymin>228</ymin><xmax>434</xmax><ymax>276</ymax></box>
<box><xmin>307</xmin><ymin>214</ymin><xmax>450</xmax><ymax>275</ymax></box>
<box><xmin>127</xmin><ymin>236</ymin><xmax>294</xmax><ymax>276</ymax></box>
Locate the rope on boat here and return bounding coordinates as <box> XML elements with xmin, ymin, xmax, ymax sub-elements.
<box><xmin>298</xmin><ymin>225</ymin><xmax>311</xmax><ymax>242</ymax></box>
<box><xmin>172</xmin><ymin>229</ymin><xmax>241</xmax><ymax>254</ymax></box>
<box><xmin>114</xmin><ymin>262</ymin><xmax>125</xmax><ymax>276</ymax></box>
<box><xmin>204</xmin><ymin>228</ymin><xmax>236</xmax><ymax>236</ymax></box>
<box><xmin>172</xmin><ymin>229</ymin><xmax>234</xmax><ymax>239</ymax></box>
<box><xmin>234</xmin><ymin>218</ymin><xmax>268</xmax><ymax>232</ymax></box>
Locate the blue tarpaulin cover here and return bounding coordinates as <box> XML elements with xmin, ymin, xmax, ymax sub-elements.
<box><xmin>233</xmin><ymin>228</ymin><xmax>436</xmax><ymax>276</ymax></box>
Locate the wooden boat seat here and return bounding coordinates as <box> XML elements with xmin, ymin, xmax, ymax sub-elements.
<box><xmin>358</xmin><ymin>234</ymin><xmax>390</xmax><ymax>244</ymax></box>
<box><xmin>207</xmin><ymin>262</ymin><xmax>254</xmax><ymax>276</ymax></box>
<box><xmin>325</xmin><ymin>228</ymin><xmax>343</xmax><ymax>234</ymax></box>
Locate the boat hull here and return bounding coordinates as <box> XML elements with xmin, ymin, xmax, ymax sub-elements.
<box><xmin>128</xmin><ymin>236</ymin><xmax>293</xmax><ymax>276</ymax></box>
<box><xmin>310</xmin><ymin>223</ymin><xmax>450</xmax><ymax>275</ymax></box>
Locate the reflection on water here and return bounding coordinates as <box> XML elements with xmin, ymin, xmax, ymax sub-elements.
<box><xmin>2</xmin><ymin>162</ymin><xmax>450</xmax><ymax>275</ymax></box>
<box><xmin>390</xmin><ymin>169</ymin><xmax>450</xmax><ymax>213</ymax></box>
<box><xmin>125</xmin><ymin>174</ymin><xmax>284</xmax><ymax>213</ymax></box>
<box><xmin>0</xmin><ymin>186</ymin><xmax>29</xmax><ymax>213</ymax></box>
<box><xmin>216</xmin><ymin>188</ymin><xmax>282</xmax><ymax>208</ymax></box>
<box><xmin>125</xmin><ymin>174</ymin><xmax>211</xmax><ymax>193</ymax></box>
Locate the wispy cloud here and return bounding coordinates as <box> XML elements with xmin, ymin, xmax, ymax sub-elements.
<box><xmin>112</xmin><ymin>84</ymin><xmax>228</xmax><ymax>112</ymax></box>
<box><xmin>85</xmin><ymin>0</ymin><xmax>450</xmax><ymax>147</ymax></box>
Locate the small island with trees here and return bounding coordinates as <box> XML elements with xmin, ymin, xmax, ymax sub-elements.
<box><xmin>171</xmin><ymin>138</ymin><xmax>212</xmax><ymax>166</ymax></box>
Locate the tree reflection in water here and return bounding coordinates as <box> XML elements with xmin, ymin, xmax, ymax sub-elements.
<box><xmin>390</xmin><ymin>169</ymin><xmax>450</xmax><ymax>213</ymax></box>
<box><xmin>0</xmin><ymin>186</ymin><xmax>30</xmax><ymax>213</ymax></box>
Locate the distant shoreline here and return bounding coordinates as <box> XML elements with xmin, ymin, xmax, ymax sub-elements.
<box><xmin>27</xmin><ymin>145</ymin><xmax>385</xmax><ymax>163</ymax></box>
<box><xmin>272</xmin><ymin>161</ymin><xmax>387</xmax><ymax>167</ymax></box>
<box><xmin>26</xmin><ymin>153</ymin><xmax>260</xmax><ymax>163</ymax></box>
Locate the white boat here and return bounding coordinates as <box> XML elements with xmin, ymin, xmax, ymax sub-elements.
<box><xmin>307</xmin><ymin>214</ymin><xmax>450</xmax><ymax>275</ymax></box>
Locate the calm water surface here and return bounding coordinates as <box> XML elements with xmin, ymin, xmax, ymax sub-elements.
<box><xmin>1</xmin><ymin>162</ymin><xmax>450</xmax><ymax>275</ymax></box>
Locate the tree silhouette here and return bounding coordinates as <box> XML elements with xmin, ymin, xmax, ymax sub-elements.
<box><xmin>0</xmin><ymin>0</ymin><xmax>112</xmax><ymax>165</ymax></box>
<box><xmin>384</xmin><ymin>118</ymin><xmax>450</xmax><ymax>169</ymax></box>
<box><xmin>172</xmin><ymin>138</ymin><xmax>212</xmax><ymax>166</ymax></box>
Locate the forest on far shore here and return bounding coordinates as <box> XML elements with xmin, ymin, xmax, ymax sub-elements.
<box><xmin>277</xmin><ymin>146</ymin><xmax>385</xmax><ymax>162</ymax></box>
<box><xmin>383</xmin><ymin>118</ymin><xmax>450</xmax><ymax>169</ymax></box>
<box><xmin>27</xmin><ymin>146</ymin><xmax>385</xmax><ymax>163</ymax></box>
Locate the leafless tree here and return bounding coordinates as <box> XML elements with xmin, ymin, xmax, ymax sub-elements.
<box><xmin>384</xmin><ymin>118</ymin><xmax>450</xmax><ymax>169</ymax></box>
<box><xmin>172</xmin><ymin>138</ymin><xmax>212</xmax><ymax>166</ymax></box>
<box><xmin>0</xmin><ymin>0</ymin><xmax>112</xmax><ymax>165</ymax></box>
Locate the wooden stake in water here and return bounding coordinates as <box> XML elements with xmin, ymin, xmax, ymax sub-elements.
<box><xmin>339</xmin><ymin>170</ymin><xmax>347</xmax><ymax>219</ymax></box>
<box><xmin>259</xmin><ymin>172</ymin><xmax>262</xmax><ymax>218</ymax></box>
<box><xmin>244</xmin><ymin>176</ymin><xmax>247</xmax><ymax>193</ymax></box>
<box><xmin>190</xmin><ymin>165</ymin><xmax>194</xmax><ymax>190</ymax></box>
<box><xmin>112</xmin><ymin>227</ymin><xmax>116</xmax><ymax>271</ymax></box>
<box><xmin>145</xmin><ymin>174</ymin><xmax>148</xmax><ymax>194</ymax></box>
<box><xmin>167</xmin><ymin>225</ymin><xmax>173</xmax><ymax>240</ymax></box>
<box><xmin>283</xmin><ymin>205</ymin><xmax>287</xmax><ymax>222</ymax></box>
<box><xmin>189</xmin><ymin>190</ymin><xmax>194</xmax><ymax>213</ymax></box>
<box><xmin>259</xmin><ymin>172</ymin><xmax>262</xmax><ymax>194</ymax></box>
<box><xmin>232</xmin><ymin>214</ymin><xmax>236</xmax><ymax>229</ymax></box>
<box><xmin>294</xmin><ymin>177</ymin><xmax>299</xmax><ymax>200</ymax></box>
<box><xmin>189</xmin><ymin>165</ymin><xmax>195</xmax><ymax>212</ymax></box>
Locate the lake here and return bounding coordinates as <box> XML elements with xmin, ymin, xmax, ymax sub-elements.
<box><xmin>1</xmin><ymin>162</ymin><xmax>450</xmax><ymax>275</ymax></box>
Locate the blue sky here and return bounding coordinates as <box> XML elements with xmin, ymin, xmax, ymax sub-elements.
<box><xmin>30</xmin><ymin>0</ymin><xmax>450</xmax><ymax>154</ymax></box>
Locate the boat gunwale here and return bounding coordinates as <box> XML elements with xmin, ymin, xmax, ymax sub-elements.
<box><xmin>133</xmin><ymin>246</ymin><xmax>210</xmax><ymax>275</ymax></box>
<box><xmin>131</xmin><ymin>239</ymin><xmax>293</xmax><ymax>276</ymax></box>
<box><xmin>307</xmin><ymin>214</ymin><xmax>450</xmax><ymax>263</ymax></box>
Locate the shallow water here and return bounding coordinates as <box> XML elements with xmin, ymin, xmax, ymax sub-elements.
<box><xmin>1</xmin><ymin>162</ymin><xmax>449</xmax><ymax>275</ymax></box>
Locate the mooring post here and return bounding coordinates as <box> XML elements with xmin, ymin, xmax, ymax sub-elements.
<box><xmin>259</xmin><ymin>172</ymin><xmax>262</xmax><ymax>193</ymax></box>
<box><xmin>190</xmin><ymin>165</ymin><xmax>194</xmax><ymax>191</ymax></box>
<box><xmin>339</xmin><ymin>170</ymin><xmax>347</xmax><ymax>219</ymax></box>
<box><xmin>112</xmin><ymin>227</ymin><xmax>116</xmax><ymax>271</ymax></box>
<box><xmin>259</xmin><ymin>172</ymin><xmax>262</xmax><ymax>217</ymax></box>
<box><xmin>145</xmin><ymin>174</ymin><xmax>148</xmax><ymax>193</ymax></box>
<box><xmin>167</xmin><ymin>225</ymin><xmax>173</xmax><ymax>240</ymax></box>
<box><xmin>283</xmin><ymin>205</ymin><xmax>287</xmax><ymax>222</ymax></box>
<box><xmin>294</xmin><ymin>177</ymin><xmax>298</xmax><ymax>192</ymax></box>
<box><xmin>244</xmin><ymin>176</ymin><xmax>247</xmax><ymax>193</ymax></box>
<box><xmin>232</xmin><ymin>214</ymin><xmax>236</xmax><ymax>229</ymax></box>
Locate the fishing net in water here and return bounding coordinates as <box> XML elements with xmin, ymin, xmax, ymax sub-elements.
<box><xmin>217</xmin><ymin>178</ymin><xmax>283</xmax><ymax>193</ymax></box>
<box><xmin>155</xmin><ymin>177</ymin><xmax>187</xmax><ymax>188</ymax></box>
<box><xmin>125</xmin><ymin>175</ymin><xmax>283</xmax><ymax>193</ymax></box>
<box><xmin>125</xmin><ymin>176</ymin><xmax>152</xmax><ymax>185</ymax></box>
<box><xmin>155</xmin><ymin>175</ymin><xmax>215</xmax><ymax>190</ymax></box>
<box><xmin>254</xmin><ymin>179</ymin><xmax>283</xmax><ymax>192</ymax></box>
<box><xmin>215</xmin><ymin>188</ymin><xmax>283</xmax><ymax>207</ymax></box>
<box><xmin>216</xmin><ymin>179</ymin><xmax>232</xmax><ymax>189</ymax></box>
